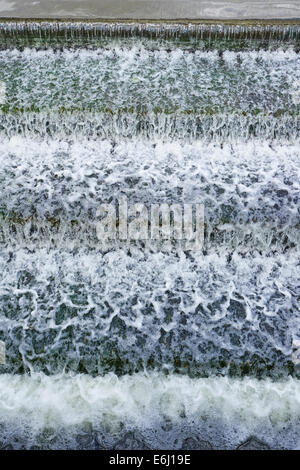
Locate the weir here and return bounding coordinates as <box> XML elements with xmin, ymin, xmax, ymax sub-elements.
<box><xmin>0</xmin><ymin>16</ymin><xmax>299</xmax><ymax>450</ymax></box>
<box><xmin>0</xmin><ymin>21</ymin><xmax>300</xmax><ymax>49</ymax></box>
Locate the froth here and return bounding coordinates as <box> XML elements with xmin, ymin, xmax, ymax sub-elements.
<box><xmin>0</xmin><ymin>373</ymin><xmax>299</xmax><ymax>449</ymax></box>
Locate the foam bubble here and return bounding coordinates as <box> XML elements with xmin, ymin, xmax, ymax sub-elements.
<box><xmin>0</xmin><ymin>373</ymin><xmax>299</xmax><ymax>449</ymax></box>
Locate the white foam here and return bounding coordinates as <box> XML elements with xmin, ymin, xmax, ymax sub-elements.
<box><xmin>0</xmin><ymin>373</ymin><xmax>299</xmax><ymax>447</ymax></box>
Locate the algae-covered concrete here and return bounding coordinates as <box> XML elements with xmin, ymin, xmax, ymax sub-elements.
<box><xmin>0</xmin><ymin>1</ymin><xmax>299</xmax><ymax>20</ymax></box>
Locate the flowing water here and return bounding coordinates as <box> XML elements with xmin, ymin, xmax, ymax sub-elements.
<box><xmin>0</xmin><ymin>21</ymin><xmax>299</xmax><ymax>450</ymax></box>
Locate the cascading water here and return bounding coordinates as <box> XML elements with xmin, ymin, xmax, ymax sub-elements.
<box><xmin>0</xmin><ymin>21</ymin><xmax>299</xmax><ymax>450</ymax></box>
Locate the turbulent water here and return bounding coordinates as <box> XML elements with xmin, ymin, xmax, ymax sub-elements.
<box><xmin>0</xmin><ymin>22</ymin><xmax>299</xmax><ymax>449</ymax></box>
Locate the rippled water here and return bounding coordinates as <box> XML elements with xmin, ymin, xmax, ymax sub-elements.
<box><xmin>0</xmin><ymin>0</ymin><xmax>299</xmax><ymax>20</ymax></box>
<box><xmin>0</xmin><ymin>22</ymin><xmax>299</xmax><ymax>449</ymax></box>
